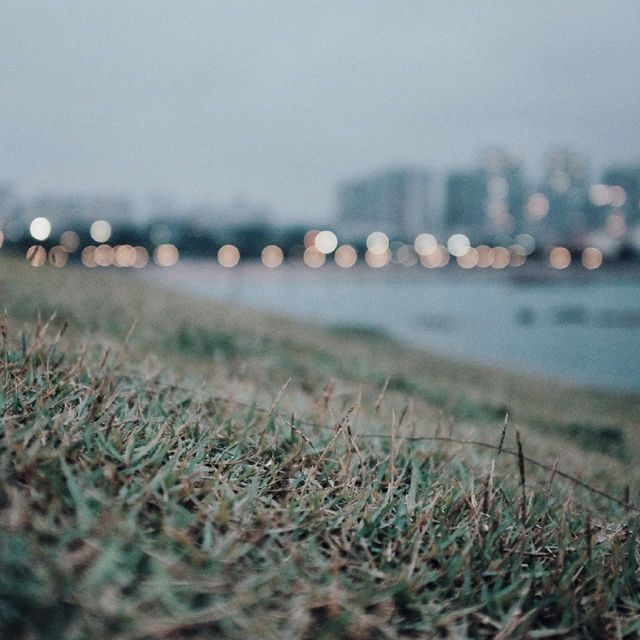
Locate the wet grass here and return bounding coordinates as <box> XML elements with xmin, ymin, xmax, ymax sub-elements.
<box><xmin>1</xmin><ymin>257</ymin><xmax>640</xmax><ymax>638</ymax></box>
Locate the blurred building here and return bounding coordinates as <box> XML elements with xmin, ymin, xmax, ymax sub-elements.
<box><xmin>444</xmin><ymin>169</ymin><xmax>486</xmax><ymax>236</ymax></box>
<box><xmin>538</xmin><ymin>149</ymin><xmax>589</xmax><ymax>242</ymax></box>
<box><xmin>445</xmin><ymin>150</ymin><xmax>525</xmax><ymax>241</ymax></box>
<box><xmin>337</xmin><ymin>167</ymin><xmax>432</xmax><ymax>240</ymax></box>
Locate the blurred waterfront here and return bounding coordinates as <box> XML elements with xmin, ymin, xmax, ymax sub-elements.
<box><xmin>150</xmin><ymin>261</ymin><xmax>640</xmax><ymax>394</ymax></box>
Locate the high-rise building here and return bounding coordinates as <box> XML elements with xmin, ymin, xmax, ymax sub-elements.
<box><xmin>444</xmin><ymin>169</ymin><xmax>486</xmax><ymax>236</ymax></box>
<box><xmin>444</xmin><ymin>150</ymin><xmax>525</xmax><ymax>241</ymax></box>
<box><xmin>539</xmin><ymin>149</ymin><xmax>589</xmax><ymax>242</ymax></box>
<box><xmin>337</xmin><ymin>167</ymin><xmax>431</xmax><ymax>240</ymax></box>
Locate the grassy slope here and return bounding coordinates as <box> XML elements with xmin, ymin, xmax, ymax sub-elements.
<box><xmin>1</xmin><ymin>255</ymin><xmax>639</xmax><ymax>638</ymax></box>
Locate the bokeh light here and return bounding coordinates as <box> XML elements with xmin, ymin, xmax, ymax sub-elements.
<box><xmin>581</xmin><ymin>247</ymin><xmax>603</xmax><ymax>270</ymax></box>
<box><xmin>30</xmin><ymin>217</ymin><xmax>51</xmax><ymax>241</ymax></box>
<box><xmin>549</xmin><ymin>247</ymin><xmax>571</xmax><ymax>269</ymax></box>
<box><xmin>420</xmin><ymin>245</ymin><xmax>450</xmax><ymax>268</ymax></box>
<box><xmin>90</xmin><ymin>220</ymin><xmax>112</xmax><ymax>243</ymax></box>
<box><xmin>261</xmin><ymin>244</ymin><xmax>284</xmax><ymax>268</ymax></box>
<box><xmin>365</xmin><ymin>248</ymin><xmax>390</xmax><ymax>268</ymax></box>
<box><xmin>133</xmin><ymin>246</ymin><xmax>149</xmax><ymax>268</ymax></box>
<box><xmin>81</xmin><ymin>246</ymin><xmax>97</xmax><ymax>268</ymax></box>
<box><xmin>509</xmin><ymin>245</ymin><xmax>527</xmax><ymax>267</ymax></box>
<box><xmin>152</xmin><ymin>243</ymin><xmax>178</xmax><ymax>267</ymax></box>
<box><xmin>303</xmin><ymin>246</ymin><xmax>325</xmax><ymax>268</ymax></box>
<box><xmin>476</xmin><ymin>245</ymin><xmax>494</xmax><ymax>268</ymax></box>
<box><xmin>59</xmin><ymin>230</ymin><xmax>80</xmax><ymax>252</ymax></box>
<box><xmin>303</xmin><ymin>229</ymin><xmax>319</xmax><ymax>249</ymax></box>
<box><xmin>525</xmin><ymin>193</ymin><xmax>549</xmax><ymax>221</ymax></box>
<box><xmin>314</xmin><ymin>230</ymin><xmax>338</xmax><ymax>254</ymax></box>
<box><xmin>456</xmin><ymin>247</ymin><xmax>479</xmax><ymax>269</ymax></box>
<box><xmin>515</xmin><ymin>234</ymin><xmax>535</xmax><ymax>255</ymax></box>
<box><xmin>491</xmin><ymin>247</ymin><xmax>510</xmax><ymax>269</ymax></box>
<box><xmin>606</xmin><ymin>212</ymin><xmax>626</xmax><ymax>238</ymax></box>
<box><xmin>366</xmin><ymin>231</ymin><xmax>389</xmax><ymax>255</ymax></box>
<box><xmin>95</xmin><ymin>244</ymin><xmax>115</xmax><ymax>267</ymax></box>
<box><xmin>397</xmin><ymin>244</ymin><xmax>418</xmax><ymax>267</ymax></box>
<box><xmin>414</xmin><ymin>233</ymin><xmax>437</xmax><ymax>256</ymax></box>
<box><xmin>334</xmin><ymin>244</ymin><xmax>357</xmax><ymax>268</ymax></box>
<box><xmin>609</xmin><ymin>186</ymin><xmax>626</xmax><ymax>208</ymax></box>
<box><xmin>217</xmin><ymin>244</ymin><xmax>240</xmax><ymax>268</ymax></box>
<box><xmin>48</xmin><ymin>245</ymin><xmax>68</xmax><ymax>268</ymax></box>
<box><xmin>26</xmin><ymin>245</ymin><xmax>46</xmax><ymax>267</ymax></box>
<box><xmin>447</xmin><ymin>234</ymin><xmax>470</xmax><ymax>257</ymax></box>
<box><xmin>114</xmin><ymin>244</ymin><xmax>137</xmax><ymax>267</ymax></box>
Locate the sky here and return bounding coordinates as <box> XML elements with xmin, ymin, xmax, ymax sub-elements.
<box><xmin>2</xmin><ymin>1</ymin><xmax>640</xmax><ymax>222</ymax></box>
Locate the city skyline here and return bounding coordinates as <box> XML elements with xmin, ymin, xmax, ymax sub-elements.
<box><xmin>4</xmin><ymin>146</ymin><xmax>638</xmax><ymax>240</ymax></box>
<box><xmin>2</xmin><ymin>1</ymin><xmax>640</xmax><ymax>222</ymax></box>
<box><xmin>3</xmin><ymin>146</ymin><xmax>639</xmax><ymax>268</ymax></box>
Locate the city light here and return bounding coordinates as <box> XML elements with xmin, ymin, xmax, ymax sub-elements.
<box><xmin>217</xmin><ymin>244</ymin><xmax>240</xmax><ymax>268</ymax></box>
<box><xmin>396</xmin><ymin>244</ymin><xmax>418</xmax><ymax>267</ymax></box>
<box><xmin>334</xmin><ymin>244</ymin><xmax>357</xmax><ymax>268</ymax></box>
<box><xmin>609</xmin><ymin>185</ymin><xmax>626</xmax><ymax>208</ymax></box>
<box><xmin>114</xmin><ymin>244</ymin><xmax>137</xmax><ymax>267</ymax></box>
<box><xmin>133</xmin><ymin>246</ymin><xmax>149</xmax><ymax>268</ymax></box>
<box><xmin>303</xmin><ymin>246</ymin><xmax>325</xmax><ymax>268</ymax></box>
<box><xmin>303</xmin><ymin>229</ymin><xmax>319</xmax><ymax>249</ymax></box>
<box><xmin>515</xmin><ymin>234</ymin><xmax>536</xmax><ymax>255</ymax></box>
<box><xmin>59</xmin><ymin>230</ymin><xmax>80</xmax><ymax>252</ymax></box>
<box><xmin>366</xmin><ymin>231</ymin><xmax>389</xmax><ymax>255</ymax></box>
<box><xmin>365</xmin><ymin>248</ymin><xmax>390</xmax><ymax>268</ymax></box>
<box><xmin>509</xmin><ymin>245</ymin><xmax>527</xmax><ymax>267</ymax></box>
<box><xmin>154</xmin><ymin>244</ymin><xmax>179</xmax><ymax>267</ymax></box>
<box><xmin>491</xmin><ymin>247</ymin><xmax>510</xmax><ymax>269</ymax></box>
<box><xmin>437</xmin><ymin>246</ymin><xmax>450</xmax><ymax>267</ymax></box>
<box><xmin>525</xmin><ymin>193</ymin><xmax>549</xmax><ymax>222</ymax></box>
<box><xmin>457</xmin><ymin>247</ymin><xmax>479</xmax><ymax>269</ymax></box>
<box><xmin>26</xmin><ymin>245</ymin><xmax>46</xmax><ymax>266</ymax></box>
<box><xmin>83</xmin><ymin>244</ymin><xmax>144</xmax><ymax>268</ymax></box>
<box><xmin>549</xmin><ymin>247</ymin><xmax>571</xmax><ymax>269</ymax></box>
<box><xmin>447</xmin><ymin>234</ymin><xmax>470</xmax><ymax>257</ymax></box>
<box><xmin>476</xmin><ymin>245</ymin><xmax>494</xmax><ymax>268</ymax></box>
<box><xmin>582</xmin><ymin>247</ymin><xmax>603</xmax><ymax>270</ymax></box>
<box><xmin>95</xmin><ymin>244</ymin><xmax>115</xmax><ymax>267</ymax></box>
<box><xmin>48</xmin><ymin>245</ymin><xmax>68</xmax><ymax>268</ymax></box>
<box><xmin>261</xmin><ymin>245</ymin><xmax>284</xmax><ymax>268</ymax></box>
<box><xmin>414</xmin><ymin>233</ymin><xmax>437</xmax><ymax>256</ymax></box>
<box><xmin>29</xmin><ymin>217</ymin><xmax>51</xmax><ymax>241</ymax></box>
<box><xmin>90</xmin><ymin>220</ymin><xmax>112</xmax><ymax>243</ymax></box>
<box><xmin>81</xmin><ymin>246</ymin><xmax>98</xmax><ymax>268</ymax></box>
<box><xmin>4</xmin><ymin>156</ymin><xmax>637</xmax><ymax>277</ymax></box>
<box><xmin>314</xmin><ymin>230</ymin><xmax>338</xmax><ymax>254</ymax></box>
<box><xmin>606</xmin><ymin>212</ymin><xmax>626</xmax><ymax>238</ymax></box>
<box><xmin>420</xmin><ymin>245</ymin><xmax>450</xmax><ymax>268</ymax></box>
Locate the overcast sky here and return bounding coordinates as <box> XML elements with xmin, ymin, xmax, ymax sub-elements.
<box><xmin>2</xmin><ymin>1</ymin><xmax>639</xmax><ymax>222</ymax></box>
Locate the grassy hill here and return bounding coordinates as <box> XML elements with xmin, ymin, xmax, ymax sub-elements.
<box><xmin>1</xmin><ymin>255</ymin><xmax>639</xmax><ymax>638</ymax></box>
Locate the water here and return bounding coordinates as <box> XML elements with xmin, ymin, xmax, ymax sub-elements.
<box><xmin>154</xmin><ymin>262</ymin><xmax>640</xmax><ymax>394</ymax></box>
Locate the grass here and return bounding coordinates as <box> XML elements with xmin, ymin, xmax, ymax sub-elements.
<box><xmin>1</xmin><ymin>255</ymin><xmax>640</xmax><ymax>638</ymax></box>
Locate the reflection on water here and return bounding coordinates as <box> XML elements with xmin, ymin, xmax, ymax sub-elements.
<box><xmin>153</xmin><ymin>263</ymin><xmax>640</xmax><ymax>394</ymax></box>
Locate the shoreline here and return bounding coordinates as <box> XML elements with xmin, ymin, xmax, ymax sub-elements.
<box><xmin>144</xmin><ymin>258</ymin><xmax>640</xmax><ymax>397</ymax></box>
